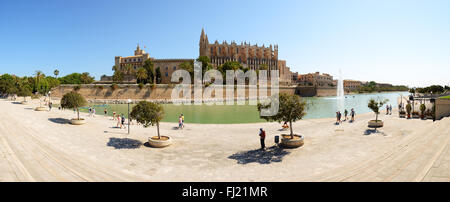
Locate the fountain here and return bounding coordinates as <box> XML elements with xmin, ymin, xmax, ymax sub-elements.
<box><xmin>336</xmin><ymin>69</ymin><xmax>345</xmax><ymax>112</ymax></box>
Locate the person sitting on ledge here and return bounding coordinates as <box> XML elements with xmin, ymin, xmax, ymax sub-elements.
<box><xmin>282</xmin><ymin>121</ymin><xmax>289</xmax><ymax>129</ymax></box>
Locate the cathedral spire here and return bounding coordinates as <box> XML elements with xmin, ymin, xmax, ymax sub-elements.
<box><xmin>200</xmin><ymin>28</ymin><xmax>206</xmax><ymax>41</ymax></box>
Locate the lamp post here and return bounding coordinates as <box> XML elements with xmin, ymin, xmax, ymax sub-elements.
<box><xmin>127</xmin><ymin>99</ymin><xmax>132</xmax><ymax>134</ymax></box>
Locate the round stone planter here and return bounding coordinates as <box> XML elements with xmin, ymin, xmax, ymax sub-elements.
<box><xmin>280</xmin><ymin>134</ymin><xmax>304</xmax><ymax>148</ymax></box>
<box><xmin>35</xmin><ymin>107</ymin><xmax>47</xmax><ymax>111</ymax></box>
<box><xmin>148</xmin><ymin>136</ymin><xmax>172</xmax><ymax>148</ymax></box>
<box><xmin>368</xmin><ymin>120</ymin><xmax>383</xmax><ymax>128</ymax></box>
<box><xmin>70</xmin><ymin>118</ymin><xmax>86</xmax><ymax>125</ymax></box>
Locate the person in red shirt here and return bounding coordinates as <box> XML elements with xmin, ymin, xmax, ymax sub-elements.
<box><xmin>259</xmin><ymin>128</ymin><xmax>266</xmax><ymax>150</ymax></box>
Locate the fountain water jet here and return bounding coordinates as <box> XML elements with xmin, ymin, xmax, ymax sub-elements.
<box><xmin>337</xmin><ymin>69</ymin><xmax>345</xmax><ymax>112</ymax></box>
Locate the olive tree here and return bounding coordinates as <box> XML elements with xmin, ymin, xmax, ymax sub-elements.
<box><xmin>130</xmin><ymin>101</ymin><xmax>165</xmax><ymax>139</ymax></box>
<box><xmin>16</xmin><ymin>83</ymin><xmax>32</xmax><ymax>101</ymax></box>
<box><xmin>257</xmin><ymin>93</ymin><xmax>307</xmax><ymax>139</ymax></box>
<box><xmin>60</xmin><ymin>91</ymin><xmax>87</xmax><ymax>120</ymax></box>
<box><xmin>367</xmin><ymin>98</ymin><xmax>389</xmax><ymax>122</ymax></box>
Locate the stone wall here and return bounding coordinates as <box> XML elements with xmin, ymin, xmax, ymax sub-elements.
<box><xmin>436</xmin><ymin>98</ymin><xmax>450</xmax><ymax>120</ymax></box>
<box><xmin>295</xmin><ymin>86</ymin><xmax>316</xmax><ymax>97</ymax></box>
<box><xmin>316</xmin><ymin>87</ymin><xmax>337</xmax><ymax>97</ymax></box>
<box><xmin>51</xmin><ymin>84</ymin><xmax>296</xmax><ymax>103</ymax></box>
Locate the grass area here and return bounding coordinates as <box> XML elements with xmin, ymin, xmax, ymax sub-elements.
<box><xmin>440</xmin><ymin>95</ymin><xmax>450</xmax><ymax>99</ymax></box>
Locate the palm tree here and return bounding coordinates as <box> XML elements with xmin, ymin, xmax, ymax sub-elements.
<box><xmin>112</xmin><ymin>65</ymin><xmax>118</xmax><ymax>72</ymax></box>
<box><xmin>136</xmin><ymin>68</ymin><xmax>148</xmax><ymax>84</ymax></box>
<box><xmin>124</xmin><ymin>64</ymin><xmax>136</xmax><ymax>83</ymax></box>
<box><xmin>143</xmin><ymin>59</ymin><xmax>155</xmax><ymax>84</ymax></box>
<box><xmin>54</xmin><ymin>69</ymin><xmax>59</xmax><ymax>78</ymax></box>
<box><xmin>34</xmin><ymin>70</ymin><xmax>44</xmax><ymax>94</ymax></box>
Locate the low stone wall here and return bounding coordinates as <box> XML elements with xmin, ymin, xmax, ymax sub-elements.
<box><xmin>51</xmin><ymin>84</ymin><xmax>296</xmax><ymax>103</ymax></box>
<box><xmin>436</xmin><ymin>98</ymin><xmax>450</xmax><ymax>120</ymax></box>
<box><xmin>316</xmin><ymin>87</ymin><xmax>337</xmax><ymax>97</ymax></box>
<box><xmin>295</xmin><ymin>86</ymin><xmax>316</xmax><ymax>97</ymax></box>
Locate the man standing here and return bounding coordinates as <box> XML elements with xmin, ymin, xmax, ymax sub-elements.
<box><xmin>351</xmin><ymin>108</ymin><xmax>355</xmax><ymax>122</ymax></box>
<box><xmin>259</xmin><ymin>128</ymin><xmax>266</xmax><ymax>150</ymax></box>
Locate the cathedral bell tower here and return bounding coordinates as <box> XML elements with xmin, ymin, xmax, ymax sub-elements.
<box><xmin>199</xmin><ymin>28</ymin><xmax>209</xmax><ymax>57</ymax></box>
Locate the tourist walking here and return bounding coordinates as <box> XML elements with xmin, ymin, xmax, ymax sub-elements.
<box><xmin>104</xmin><ymin>108</ymin><xmax>107</xmax><ymax>116</ymax></box>
<box><xmin>351</xmin><ymin>108</ymin><xmax>355</xmax><ymax>122</ymax></box>
<box><xmin>88</xmin><ymin>107</ymin><xmax>92</xmax><ymax>117</ymax></box>
<box><xmin>181</xmin><ymin>113</ymin><xmax>185</xmax><ymax>128</ymax></box>
<box><xmin>121</xmin><ymin>114</ymin><xmax>126</xmax><ymax>129</ymax></box>
<box><xmin>48</xmin><ymin>102</ymin><xmax>52</xmax><ymax>111</ymax></box>
<box><xmin>344</xmin><ymin>109</ymin><xmax>348</xmax><ymax>121</ymax></box>
<box><xmin>178</xmin><ymin>116</ymin><xmax>183</xmax><ymax>129</ymax></box>
<box><xmin>338</xmin><ymin>111</ymin><xmax>342</xmax><ymax>123</ymax></box>
<box><xmin>386</xmin><ymin>105</ymin><xmax>389</xmax><ymax>115</ymax></box>
<box><xmin>92</xmin><ymin>108</ymin><xmax>96</xmax><ymax>117</ymax></box>
<box><xmin>259</xmin><ymin>128</ymin><xmax>266</xmax><ymax>150</ymax></box>
<box><xmin>389</xmin><ymin>105</ymin><xmax>393</xmax><ymax>115</ymax></box>
<box><xmin>336</xmin><ymin>111</ymin><xmax>340</xmax><ymax>124</ymax></box>
<box><xmin>116</xmin><ymin>114</ymin><xmax>121</xmax><ymax>128</ymax></box>
<box><xmin>113</xmin><ymin>112</ymin><xmax>116</xmax><ymax>120</ymax></box>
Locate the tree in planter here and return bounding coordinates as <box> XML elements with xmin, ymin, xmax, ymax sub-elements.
<box><xmin>406</xmin><ymin>103</ymin><xmax>412</xmax><ymax>118</ymax></box>
<box><xmin>257</xmin><ymin>93</ymin><xmax>307</xmax><ymax>139</ymax></box>
<box><xmin>60</xmin><ymin>91</ymin><xmax>87</xmax><ymax>121</ymax></box>
<box><xmin>420</xmin><ymin>104</ymin><xmax>426</xmax><ymax>119</ymax></box>
<box><xmin>16</xmin><ymin>82</ymin><xmax>32</xmax><ymax>102</ymax></box>
<box><xmin>368</xmin><ymin>98</ymin><xmax>389</xmax><ymax>122</ymax></box>
<box><xmin>130</xmin><ymin>101</ymin><xmax>165</xmax><ymax>140</ymax></box>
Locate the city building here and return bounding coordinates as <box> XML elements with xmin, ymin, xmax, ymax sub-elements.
<box><xmin>101</xmin><ymin>45</ymin><xmax>192</xmax><ymax>84</ymax></box>
<box><xmin>114</xmin><ymin>44</ymin><xmax>150</xmax><ymax>71</ymax></box>
<box><xmin>344</xmin><ymin>80</ymin><xmax>363</xmax><ymax>91</ymax></box>
<box><xmin>297</xmin><ymin>72</ymin><xmax>334</xmax><ymax>87</ymax></box>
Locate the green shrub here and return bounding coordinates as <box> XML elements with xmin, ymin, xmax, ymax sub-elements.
<box><xmin>111</xmin><ymin>83</ymin><xmax>118</xmax><ymax>91</ymax></box>
<box><xmin>406</xmin><ymin>103</ymin><xmax>412</xmax><ymax>115</ymax></box>
<box><xmin>73</xmin><ymin>85</ymin><xmax>81</xmax><ymax>91</ymax></box>
<box><xmin>420</xmin><ymin>104</ymin><xmax>426</xmax><ymax>115</ymax></box>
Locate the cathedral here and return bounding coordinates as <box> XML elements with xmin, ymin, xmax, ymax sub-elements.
<box><xmin>103</xmin><ymin>28</ymin><xmax>293</xmax><ymax>85</ymax></box>
<box><xmin>199</xmin><ymin>28</ymin><xmax>292</xmax><ymax>84</ymax></box>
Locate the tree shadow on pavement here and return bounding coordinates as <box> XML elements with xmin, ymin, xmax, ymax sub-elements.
<box><xmin>107</xmin><ymin>137</ymin><xmax>142</xmax><ymax>149</ymax></box>
<box><xmin>48</xmin><ymin>118</ymin><xmax>70</xmax><ymax>124</ymax></box>
<box><xmin>364</xmin><ymin>129</ymin><xmax>386</xmax><ymax>136</ymax></box>
<box><xmin>228</xmin><ymin>146</ymin><xmax>290</xmax><ymax>164</ymax></box>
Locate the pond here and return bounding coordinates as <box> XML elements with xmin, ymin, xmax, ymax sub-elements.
<box><xmin>76</xmin><ymin>91</ymin><xmax>408</xmax><ymax>124</ymax></box>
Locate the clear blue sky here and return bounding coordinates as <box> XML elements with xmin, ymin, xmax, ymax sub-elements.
<box><xmin>0</xmin><ymin>0</ymin><xmax>449</xmax><ymax>87</ymax></box>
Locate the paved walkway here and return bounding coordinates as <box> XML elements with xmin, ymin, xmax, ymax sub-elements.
<box><xmin>0</xmin><ymin>99</ymin><xmax>449</xmax><ymax>182</ymax></box>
